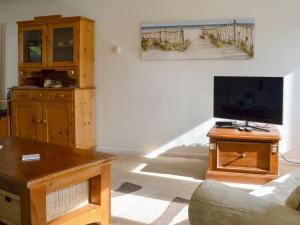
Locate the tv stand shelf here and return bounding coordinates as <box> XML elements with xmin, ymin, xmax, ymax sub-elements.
<box><xmin>206</xmin><ymin>126</ymin><xmax>280</xmax><ymax>184</ymax></box>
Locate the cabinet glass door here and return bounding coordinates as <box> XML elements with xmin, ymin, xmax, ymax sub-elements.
<box><xmin>19</xmin><ymin>25</ymin><xmax>47</xmax><ymax>67</ymax></box>
<box><xmin>49</xmin><ymin>23</ymin><xmax>78</xmax><ymax>66</ymax></box>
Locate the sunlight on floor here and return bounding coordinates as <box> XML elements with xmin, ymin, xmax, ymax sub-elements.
<box><xmin>112</xmin><ymin>194</ymin><xmax>169</xmax><ymax>224</ymax></box>
<box><xmin>112</xmin><ymin>192</ymin><xmax>188</xmax><ymax>224</ymax></box>
<box><xmin>131</xmin><ymin>163</ymin><xmax>261</xmax><ymax>191</ymax></box>
<box><xmin>132</xmin><ymin>163</ymin><xmax>203</xmax><ymax>183</ymax></box>
<box><xmin>274</xmin><ymin>173</ymin><xmax>291</xmax><ymax>183</ymax></box>
<box><xmin>145</xmin><ymin>118</ymin><xmax>216</xmax><ymax>159</ymax></box>
<box><xmin>170</xmin><ymin>206</ymin><xmax>188</xmax><ymax>225</ymax></box>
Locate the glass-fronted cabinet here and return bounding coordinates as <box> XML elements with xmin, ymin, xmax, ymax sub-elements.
<box><xmin>17</xmin><ymin>15</ymin><xmax>94</xmax><ymax>88</ymax></box>
<box><xmin>18</xmin><ymin>25</ymin><xmax>47</xmax><ymax>67</ymax></box>
<box><xmin>48</xmin><ymin>23</ymin><xmax>78</xmax><ymax>67</ymax></box>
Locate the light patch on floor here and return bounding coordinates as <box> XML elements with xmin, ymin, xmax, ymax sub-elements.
<box><xmin>110</xmin><ymin>150</ymin><xmax>298</xmax><ymax>225</ymax></box>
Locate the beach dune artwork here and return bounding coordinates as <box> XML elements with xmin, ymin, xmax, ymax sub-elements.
<box><xmin>141</xmin><ymin>18</ymin><xmax>255</xmax><ymax>60</ymax></box>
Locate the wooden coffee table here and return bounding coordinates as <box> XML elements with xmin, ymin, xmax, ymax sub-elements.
<box><xmin>0</xmin><ymin>137</ymin><xmax>117</xmax><ymax>225</ymax></box>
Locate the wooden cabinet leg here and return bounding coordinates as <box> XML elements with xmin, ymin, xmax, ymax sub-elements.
<box><xmin>29</xmin><ymin>185</ymin><xmax>47</xmax><ymax>225</ymax></box>
<box><xmin>90</xmin><ymin>164</ymin><xmax>111</xmax><ymax>225</ymax></box>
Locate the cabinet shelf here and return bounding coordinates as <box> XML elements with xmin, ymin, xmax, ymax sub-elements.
<box><xmin>54</xmin><ymin>46</ymin><xmax>73</xmax><ymax>48</ymax></box>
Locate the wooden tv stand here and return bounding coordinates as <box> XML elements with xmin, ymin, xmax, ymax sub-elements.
<box><xmin>206</xmin><ymin>126</ymin><xmax>280</xmax><ymax>184</ymax></box>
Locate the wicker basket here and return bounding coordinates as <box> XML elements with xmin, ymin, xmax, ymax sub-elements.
<box><xmin>0</xmin><ymin>181</ymin><xmax>90</xmax><ymax>224</ymax></box>
<box><xmin>46</xmin><ymin>180</ymin><xmax>90</xmax><ymax>222</ymax></box>
<box><xmin>0</xmin><ymin>189</ymin><xmax>21</xmax><ymax>225</ymax></box>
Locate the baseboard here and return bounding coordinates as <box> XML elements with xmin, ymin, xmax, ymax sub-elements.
<box><xmin>279</xmin><ymin>158</ymin><xmax>300</xmax><ymax>165</ymax></box>
<box><xmin>98</xmin><ymin>147</ymin><xmax>300</xmax><ymax>166</ymax></box>
<box><xmin>96</xmin><ymin>146</ymin><xmax>145</xmax><ymax>155</ymax></box>
<box><xmin>96</xmin><ymin>146</ymin><xmax>209</xmax><ymax>159</ymax></box>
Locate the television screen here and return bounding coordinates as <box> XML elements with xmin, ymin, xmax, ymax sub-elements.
<box><xmin>214</xmin><ymin>76</ymin><xmax>283</xmax><ymax>124</ymax></box>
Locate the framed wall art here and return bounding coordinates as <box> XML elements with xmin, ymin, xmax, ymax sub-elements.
<box><xmin>141</xmin><ymin>19</ymin><xmax>255</xmax><ymax>60</ymax></box>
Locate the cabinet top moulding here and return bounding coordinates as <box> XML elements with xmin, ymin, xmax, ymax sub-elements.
<box><xmin>17</xmin><ymin>15</ymin><xmax>95</xmax><ymax>25</ymax></box>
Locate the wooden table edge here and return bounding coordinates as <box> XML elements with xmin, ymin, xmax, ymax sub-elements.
<box><xmin>27</xmin><ymin>157</ymin><xmax>118</xmax><ymax>188</ymax></box>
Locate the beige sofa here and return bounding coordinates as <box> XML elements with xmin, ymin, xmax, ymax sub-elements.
<box><xmin>189</xmin><ymin>169</ymin><xmax>300</xmax><ymax>225</ymax></box>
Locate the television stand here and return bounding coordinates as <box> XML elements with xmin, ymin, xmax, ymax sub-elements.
<box><xmin>206</xmin><ymin>125</ymin><xmax>280</xmax><ymax>184</ymax></box>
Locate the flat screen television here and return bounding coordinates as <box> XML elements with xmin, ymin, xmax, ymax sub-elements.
<box><xmin>214</xmin><ymin>76</ymin><xmax>283</xmax><ymax>125</ymax></box>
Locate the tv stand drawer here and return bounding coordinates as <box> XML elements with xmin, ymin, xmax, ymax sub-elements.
<box><xmin>216</xmin><ymin>141</ymin><xmax>271</xmax><ymax>174</ymax></box>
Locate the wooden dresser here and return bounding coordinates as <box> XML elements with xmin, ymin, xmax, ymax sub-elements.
<box><xmin>206</xmin><ymin>126</ymin><xmax>280</xmax><ymax>184</ymax></box>
<box><xmin>11</xmin><ymin>88</ymin><xmax>95</xmax><ymax>149</ymax></box>
<box><xmin>11</xmin><ymin>15</ymin><xmax>95</xmax><ymax>149</ymax></box>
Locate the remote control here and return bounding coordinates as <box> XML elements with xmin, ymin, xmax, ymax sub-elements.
<box><xmin>22</xmin><ymin>154</ymin><xmax>40</xmax><ymax>161</ymax></box>
<box><xmin>244</xmin><ymin>127</ymin><xmax>253</xmax><ymax>132</ymax></box>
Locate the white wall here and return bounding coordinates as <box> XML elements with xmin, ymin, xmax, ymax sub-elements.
<box><xmin>0</xmin><ymin>0</ymin><xmax>300</xmax><ymax>160</ymax></box>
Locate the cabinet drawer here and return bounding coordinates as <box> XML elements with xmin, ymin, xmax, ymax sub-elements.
<box><xmin>216</xmin><ymin>141</ymin><xmax>271</xmax><ymax>174</ymax></box>
<box><xmin>52</xmin><ymin>91</ymin><xmax>73</xmax><ymax>101</ymax></box>
<box><xmin>32</xmin><ymin>90</ymin><xmax>51</xmax><ymax>100</ymax></box>
<box><xmin>12</xmin><ymin>90</ymin><xmax>32</xmax><ymax>100</ymax></box>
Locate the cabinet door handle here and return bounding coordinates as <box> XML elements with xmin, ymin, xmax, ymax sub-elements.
<box><xmin>60</xmin><ymin>94</ymin><xmax>65</xmax><ymax>98</ymax></box>
<box><xmin>39</xmin><ymin>94</ymin><xmax>43</xmax><ymax>97</ymax></box>
<box><xmin>43</xmin><ymin>120</ymin><xmax>47</xmax><ymax>124</ymax></box>
<box><xmin>37</xmin><ymin>119</ymin><xmax>42</xmax><ymax>123</ymax></box>
<box><xmin>240</xmin><ymin>153</ymin><xmax>246</xmax><ymax>158</ymax></box>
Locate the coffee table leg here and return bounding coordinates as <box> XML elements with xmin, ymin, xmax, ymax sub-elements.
<box><xmin>90</xmin><ymin>163</ymin><xmax>112</xmax><ymax>225</ymax></box>
<box><xmin>29</xmin><ymin>185</ymin><xmax>47</xmax><ymax>225</ymax></box>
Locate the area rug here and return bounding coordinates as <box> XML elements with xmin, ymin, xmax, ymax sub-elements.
<box><xmin>111</xmin><ymin>182</ymin><xmax>190</xmax><ymax>225</ymax></box>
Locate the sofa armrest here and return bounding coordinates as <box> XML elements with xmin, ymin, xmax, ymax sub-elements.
<box><xmin>188</xmin><ymin>180</ymin><xmax>300</xmax><ymax>225</ymax></box>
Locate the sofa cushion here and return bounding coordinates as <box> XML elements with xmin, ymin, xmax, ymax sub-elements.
<box><xmin>286</xmin><ymin>186</ymin><xmax>300</xmax><ymax>210</ymax></box>
<box><xmin>250</xmin><ymin>169</ymin><xmax>300</xmax><ymax>206</ymax></box>
<box><xmin>189</xmin><ymin>180</ymin><xmax>300</xmax><ymax>225</ymax></box>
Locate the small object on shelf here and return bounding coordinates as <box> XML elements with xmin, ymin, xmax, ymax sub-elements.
<box><xmin>44</xmin><ymin>79</ymin><xmax>54</xmax><ymax>88</ymax></box>
<box><xmin>50</xmin><ymin>81</ymin><xmax>63</xmax><ymax>88</ymax></box>
<box><xmin>0</xmin><ymin>108</ymin><xmax>7</xmax><ymax>117</ymax></box>
<box><xmin>29</xmin><ymin>45</ymin><xmax>42</xmax><ymax>62</ymax></box>
<box><xmin>0</xmin><ymin>145</ymin><xmax>3</xmax><ymax>150</ymax></box>
<box><xmin>244</xmin><ymin>127</ymin><xmax>253</xmax><ymax>132</ymax></box>
<box><xmin>50</xmin><ymin>84</ymin><xmax>63</xmax><ymax>88</ymax></box>
<box><xmin>57</xmin><ymin>42</ymin><xmax>64</xmax><ymax>47</ymax></box>
<box><xmin>215</xmin><ymin>121</ymin><xmax>235</xmax><ymax>127</ymax></box>
<box><xmin>22</xmin><ymin>154</ymin><xmax>40</xmax><ymax>161</ymax></box>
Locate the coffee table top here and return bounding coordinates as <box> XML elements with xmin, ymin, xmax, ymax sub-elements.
<box><xmin>0</xmin><ymin>137</ymin><xmax>117</xmax><ymax>187</ymax></box>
